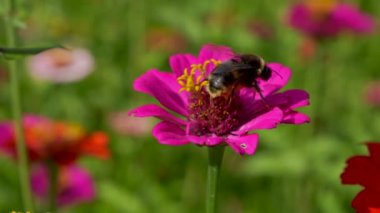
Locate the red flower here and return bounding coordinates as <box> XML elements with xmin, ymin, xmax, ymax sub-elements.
<box><xmin>341</xmin><ymin>143</ymin><xmax>380</xmax><ymax>212</ymax></box>
<box><xmin>0</xmin><ymin>115</ymin><xmax>110</xmax><ymax>165</ymax></box>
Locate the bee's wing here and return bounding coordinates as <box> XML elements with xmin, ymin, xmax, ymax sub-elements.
<box><xmin>230</xmin><ymin>63</ymin><xmax>253</xmax><ymax>70</ymax></box>
<box><xmin>228</xmin><ymin>63</ymin><xmax>254</xmax><ymax>80</ymax></box>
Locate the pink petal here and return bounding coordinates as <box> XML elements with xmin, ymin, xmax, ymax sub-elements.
<box><xmin>288</xmin><ymin>4</ymin><xmax>342</xmax><ymax>37</ymax></box>
<box><xmin>283</xmin><ymin>111</ymin><xmax>310</xmax><ymax>124</ymax></box>
<box><xmin>0</xmin><ymin>122</ymin><xmax>12</xmax><ymax>146</ymax></box>
<box><xmin>23</xmin><ymin>115</ymin><xmax>51</xmax><ymax>127</ymax></box>
<box><xmin>31</xmin><ymin>165</ymin><xmax>49</xmax><ymax>197</ymax></box>
<box><xmin>258</xmin><ymin>63</ymin><xmax>292</xmax><ymax>97</ymax></box>
<box><xmin>334</xmin><ymin>4</ymin><xmax>375</xmax><ymax>34</ymax></box>
<box><xmin>198</xmin><ymin>44</ymin><xmax>234</xmax><ymax>74</ymax></box>
<box><xmin>238</xmin><ymin>90</ymin><xmax>287</xmax><ymax>120</ymax></box>
<box><xmin>169</xmin><ymin>54</ymin><xmax>198</xmax><ymax>78</ymax></box>
<box><xmin>226</xmin><ymin>134</ymin><xmax>259</xmax><ymax>155</ymax></box>
<box><xmin>58</xmin><ymin>166</ymin><xmax>95</xmax><ymax>206</ymax></box>
<box><xmin>233</xmin><ymin>107</ymin><xmax>283</xmax><ymax>135</ymax></box>
<box><xmin>133</xmin><ymin>69</ymin><xmax>188</xmax><ymax>116</ymax></box>
<box><xmin>31</xmin><ymin>164</ymin><xmax>95</xmax><ymax>206</ymax></box>
<box><xmin>282</xmin><ymin>89</ymin><xmax>310</xmax><ymax>109</ymax></box>
<box><xmin>152</xmin><ymin>121</ymin><xmax>190</xmax><ymax>146</ymax></box>
<box><xmin>129</xmin><ymin>104</ymin><xmax>186</xmax><ymax>126</ymax></box>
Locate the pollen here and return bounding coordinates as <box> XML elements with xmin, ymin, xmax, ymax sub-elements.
<box><xmin>177</xmin><ymin>59</ymin><xmax>221</xmax><ymax>93</ymax></box>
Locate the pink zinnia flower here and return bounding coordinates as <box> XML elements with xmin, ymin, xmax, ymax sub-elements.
<box><xmin>341</xmin><ymin>142</ymin><xmax>380</xmax><ymax>212</ymax></box>
<box><xmin>288</xmin><ymin>0</ymin><xmax>375</xmax><ymax>38</ymax></box>
<box><xmin>27</xmin><ymin>48</ymin><xmax>94</xmax><ymax>83</ymax></box>
<box><xmin>31</xmin><ymin>164</ymin><xmax>95</xmax><ymax>206</ymax></box>
<box><xmin>129</xmin><ymin>44</ymin><xmax>310</xmax><ymax>155</ymax></box>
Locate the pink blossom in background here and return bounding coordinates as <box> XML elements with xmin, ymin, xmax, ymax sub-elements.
<box><xmin>31</xmin><ymin>164</ymin><xmax>95</xmax><ymax>206</ymax></box>
<box><xmin>108</xmin><ymin>111</ymin><xmax>154</xmax><ymax>136</ymax></box>
<box><xmin>288</xmin><ymin>0</ymin><xmax>375</xmax><ymax>39</ymax></box>
<box><xmin>129</xmin><ymin>44</ymin><xmax>310</xmax><ymax>156</ymax></box>
<box><xmin>364</xmin><ymin>81</ymin><xmax>380</xmax><ymax>107</ymax></box>
<box><xmin>27</xmin><ymin>48</ymin><xmax>94</xmax><ymax>83</ymax></box>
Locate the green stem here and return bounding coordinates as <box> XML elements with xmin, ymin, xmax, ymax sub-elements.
<box><xmin>206</xmin><ymin>146</ymin><xmax>225</xmax><ymax>213</ymax></box>
<box><xmin>3</xmin><ymin>0</ymin><xmax>35</xmax><ymax>211</ymax></box>
<box><xmin>48</xmin><ymin>162</ymin><xmax>59</xmax><ymax>212</ymax></box>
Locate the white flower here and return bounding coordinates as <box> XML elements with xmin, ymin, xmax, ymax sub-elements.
<box><xmin>27</xmin><ymin>48</ymin><xmax>94</xmax><ymax>83</ymax></box>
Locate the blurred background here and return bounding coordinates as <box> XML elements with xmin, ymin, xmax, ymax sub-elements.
<box><xmin>0</xmin><ymin>0</ymin><xmax>379</xmax><ymax>212</ymax></box>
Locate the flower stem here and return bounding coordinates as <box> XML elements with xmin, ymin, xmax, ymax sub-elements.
<box><xmin>3</xmin><ymin>0</ymin><xmax>35</xmax><ymax>211</ymax></box>
<box><xmin>48</xmin><ymin>162</ymin><xmax>59</xmax><ymax>212</ymax></box>
<box><xmin>206</xmin><ymin>146</ymin><xmax>225</xmax><ymax>213</ymax></box>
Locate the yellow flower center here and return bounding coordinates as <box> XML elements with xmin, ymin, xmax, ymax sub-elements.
<box><xmin>46</xmin><ymin>48</ymin><xmax>73</xmax><ymax>67</ymax></box>
<box><xmin>305</xmin><ymin>0</ymin><xmax>337</xmax><ymax>17</ymax></box>
<box><xmin>177</xmin><ymin>59</ymin><xmax>221</xmax><ymax>93</ymax></box>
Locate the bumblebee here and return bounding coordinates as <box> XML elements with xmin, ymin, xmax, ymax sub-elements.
<box><xmin>206</xmin><ymin>54</ymin><xmax>272</xmax><ymax>100</ymax></box>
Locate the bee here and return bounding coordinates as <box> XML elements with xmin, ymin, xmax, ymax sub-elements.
<box><xmin>206</xmin><ymin>54</ymin><xmax>272</xmax><ymax>101</ymax></box>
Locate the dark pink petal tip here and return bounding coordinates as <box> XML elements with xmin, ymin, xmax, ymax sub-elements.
<box><xmin>227</xmin><ymin>134</ymin><xmax>259</xmax><ymax>155</ymax></box>
<box><xmin>283</xmin><ymin>111</ymin><xmax>310</xmax><ymax>124</ymax></box>
<box><xmin>283</xmin><ymin>89</ymin><xmax>310</xmax><ymax>109</ymax></box>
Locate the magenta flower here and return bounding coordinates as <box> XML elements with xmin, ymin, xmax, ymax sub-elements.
<box><xmin>129</xmin><ymin>44</ymin><xmax>310</xmax><ymax>155</ymax></box>
<box><xmin>27</xmin><ymin>48</ymin><xmax>94</xmax><ymax>83</ymax></box>
<box><xmin>288</xmin><ymin>1</ymin><xmax>375</xmax><ymax>38</ymax></box>
<box><xmin>31</xmin><ymin>164</ymin><xmax>95</xmax><ymax>206</ymax></box>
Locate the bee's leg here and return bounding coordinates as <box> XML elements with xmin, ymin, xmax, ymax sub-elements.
<box><xmin>252</xmin><ymin>82</ymin><xmax>270</xmax><ymax>108</ymax></box>
<box><xmin>228</xmin><ymin>84</ymin><xmax>238</xmax><ymax>105</ymax></box>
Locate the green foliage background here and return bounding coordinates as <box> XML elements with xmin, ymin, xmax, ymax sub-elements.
<box><xmin>0</xmin><ymin>0</ymin><xmax>379</xmax><ymax>212</ymax></box>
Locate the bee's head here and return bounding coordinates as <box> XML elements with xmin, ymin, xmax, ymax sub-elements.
<box><xmin>259</xmin><ymin>65</ymin><xmax>272</xmax><ymax>81</ymax></box>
